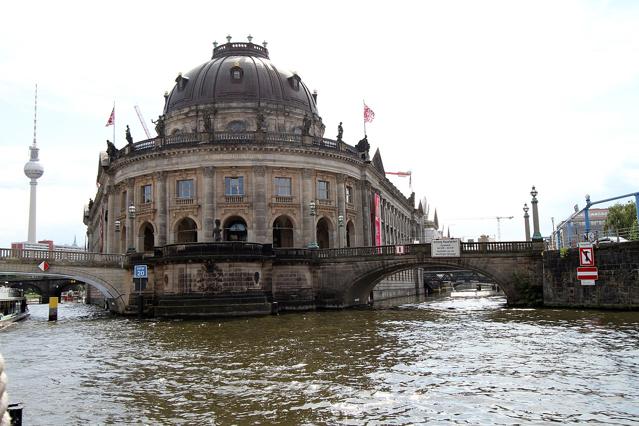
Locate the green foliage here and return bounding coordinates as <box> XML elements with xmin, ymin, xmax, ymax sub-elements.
<box><xmin>560</xmin><ymin>247</ymin><xmax>569</xmax><ymax>258</ymax></box>
<box><xmin>604</xmin><ymin>202</ymin><xmax>638</xmax><ymax>234</ymax></box>
<box><xmin>511</xmin><ymin>272</ymin><xmax>543</xmax><ymax>307</ymax></box>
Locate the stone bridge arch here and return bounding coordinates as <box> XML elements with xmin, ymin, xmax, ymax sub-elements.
<box><xmin>313</xmin><ymin>246</ymin><xmax>543</xmax><ymax>307</ymax></box>
<box><xmin>0</xmin><ymin>259</ymin><xmax>129</xmax><ymax>313</ymax></box>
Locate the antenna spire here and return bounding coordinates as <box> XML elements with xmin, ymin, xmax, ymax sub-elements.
<box><xmin>33</xmin><ymin>83</ymin><xmax>38</xmax><ymax>147</ymax></box>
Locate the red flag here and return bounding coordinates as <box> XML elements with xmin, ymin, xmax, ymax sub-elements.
<box><xmin>105</xmin><ymin>107</ymin><xmax>115</xmax><ymax>127</ymax></box>
<box><xmin>364</xmin><ymin>103</ymin><xmax>375</xmax><ymax>123</ymax></box>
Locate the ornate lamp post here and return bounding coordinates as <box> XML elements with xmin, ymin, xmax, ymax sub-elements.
<box><xmin>530</xmin><ymin>186</ymin><xmax>542</xmax><ymax>242</ymax></box>
<box><xmin>523</xmin><ymin>203</ymin><xmax>531</xmax><ymax>242</ymax></box>
<box><xmin>338</xmin><ymin>214</ymin><xmax>344</xmax><ymax>248</ymax></box>
<box><xmin>308</xmin><ymin>200</ymin><xmax>319</xmax><ymax>249</ymax></box>
<box><xmin>127</xmin><ymin>203</ymin><xmax>136</xmax><ymax>252</ymax></box>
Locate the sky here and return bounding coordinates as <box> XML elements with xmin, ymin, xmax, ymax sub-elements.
<box><xmin>1</xmin><ymin>0</ymin><xmax>638</xmax><ymax>247</ymax></box>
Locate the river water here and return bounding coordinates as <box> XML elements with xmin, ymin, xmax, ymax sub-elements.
<box><xmin>1</xmin><ymin>297</ymin><xmax>639</xmax><ymax>425</ymax></box>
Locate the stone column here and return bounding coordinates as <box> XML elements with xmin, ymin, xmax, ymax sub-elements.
<box><xmin>202</xmin><ymin>166</ymin><xmax>215</xmax><ymax>242</ymax></box>
<box><xmin>523</xmin><ymin>203</ymin><xmax>531</xmax><ymax>242</ymax></box>
<box><xmin>531</xmin><ymin>186</ymin><xmax>542</xmax><ymax>241</ymax></box>
<box><xmin>105</xmin><ymin>186</ymin><xmax>115</xmax><ymax>253</ymax></box>
<box><xmin>156</xmin><ymin>172</ymin><xmax>168</xmax><ymax>246</ymax></box>
<box><xmin>337</xmin><ymin>174</ymin><xmax>346</xmax><ymax>248</ymax></box>
<box><xmin>302</xmin><ymin>168</ymin><xmax>314</xmax><ymax>246</ymax></box>
<box><xmin>126</xmin><ymin>179</ymin><xmax>135</xmax><ymax>251</ymax></box>
<box><xmin>254</xmin><ymin>166</ymin><xmax>268</xmax><ymax>243</ymax></box>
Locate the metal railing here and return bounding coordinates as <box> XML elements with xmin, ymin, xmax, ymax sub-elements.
<box><xmin>0</xmin><ymin>248</ymin><xmax>125</xmax><ymax>265</ymax></box>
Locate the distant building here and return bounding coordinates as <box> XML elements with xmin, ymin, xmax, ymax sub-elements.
<box><xmin>11</xmin><ymin>237</ymin><xmax>85</xmax><ymax>252</ymax></box>
<box><xmin>555</xmin><ymin>207</ymin><xmax>608</xmax><ymax>248</ymax></box>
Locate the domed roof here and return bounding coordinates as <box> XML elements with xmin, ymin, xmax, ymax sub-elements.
<box><xmin>164</xmin><ymin>40</ymin><xmax>318</xmax><ymax>116</ymax></box>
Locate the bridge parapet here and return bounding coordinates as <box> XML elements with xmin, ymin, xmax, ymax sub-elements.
<box><xmin>0</xmin><ymin>248</ymin><xmax>125</xmax><ymax>267</ymax></box>
<box><xmin>276</xmin><ymin>241</ymin><xmax>536</xmax><ymax>260</ymax></box>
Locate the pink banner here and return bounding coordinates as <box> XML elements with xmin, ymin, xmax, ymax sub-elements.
<box><xmin>374</xmin><ymin>193</ymin><xmax>382</xmax><ymax>246</ymax></box>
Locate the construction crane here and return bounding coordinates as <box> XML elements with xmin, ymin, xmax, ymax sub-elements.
<box><xmin>495</xmin><ymin>216</ymin><xmax>514</xmax><ymax>241</ymax></box>
<box><xmin>134</xmin><ymin>105</ymin><xmax>152</xmax><ymax>139</ymax></box>
<box><xmin>385</xmin><ymin>171</ymin><xmax>412</xmax><ymax>190</ymax></box>
<box><xmin>450</xmin><ymin>215</ymin><xmax>514</xmax><ymax>241</ymax></box>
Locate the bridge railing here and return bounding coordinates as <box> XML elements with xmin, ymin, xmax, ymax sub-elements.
<box><xmin>460</xmin><ymin>241</ymin><xmax>534</xmax><ymax>253</ymax></box>
<box><xmin>0</xmin><ymin>248</ymin><xmax>125</xmax><ymax>266</ymax></box>
<box><xmin>275</xmin><ymin>241</ymin><xmax>535</xmax><ymax>259</ymax></box>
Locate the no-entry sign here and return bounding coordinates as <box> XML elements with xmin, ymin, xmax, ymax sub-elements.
<box><xmin>577</xmin><ymin>266</ymin><xmax>598</xmax><ymax>281</ymax></box>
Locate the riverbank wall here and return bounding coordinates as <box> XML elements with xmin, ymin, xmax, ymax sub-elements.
<box><xmin>543</xmin><ymin>241</ymin><xmax>639</xmax><ymax>309</ymax></box>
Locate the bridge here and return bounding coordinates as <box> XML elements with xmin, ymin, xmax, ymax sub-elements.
<box><xmin>0</xmin><ymin>241</ymin><xmax>544</xmax><ymax>315</ymax></box>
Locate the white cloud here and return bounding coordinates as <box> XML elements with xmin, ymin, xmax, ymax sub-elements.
<box><xmin>1</xmin><ymin>0</ymin><xmax>638</xmax><ymax>246</ymax></box>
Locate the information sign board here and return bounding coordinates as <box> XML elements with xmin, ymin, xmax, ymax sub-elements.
<box><xmin>432</xmin><ymin>239</ymin><xmax>461</xmax><ymax>258</ymax></box>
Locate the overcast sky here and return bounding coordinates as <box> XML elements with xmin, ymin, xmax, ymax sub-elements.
<box><xmin>1</xmin><ymin>0</ymin><xmax>638</xmax><ymax>247</ymax></box>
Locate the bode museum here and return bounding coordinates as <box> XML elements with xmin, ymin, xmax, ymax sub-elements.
<box><xmin>84</xmin><ymin>37</ymin><xmax>426</xmax><ymax>311</ymax></box>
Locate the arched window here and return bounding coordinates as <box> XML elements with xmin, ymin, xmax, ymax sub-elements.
<box><xmin>176</xmin><ymin>217</ymin><xmax>198</xmax><ymax>243</ymax></box>
<box><xmin>140</xmin><ymin>222</ymin><xmax>155</xmax><ymax>252</ymax></box>
<box><xmin>230</xmin><ymin>66</ymin><xmax>243</xmax><ymax>82</ymax></box>
<box><xmin>346</xmin><ymin>220</ymin><xmax>355</xmax><ymax>248</ymax></box>
<box><xmin>224</xmin><ymin>216</ymin><xmax>248</xmax><ymax>241</ymax></box>
<box><xmin>316</xmin><ymin>217</ymin><xmax>332</xmax><ymax>249</ymax></box>
<box><xmin>273</xmin><ymin>216</ymin><xmax>294</xmax><ymax>248</ymax></box>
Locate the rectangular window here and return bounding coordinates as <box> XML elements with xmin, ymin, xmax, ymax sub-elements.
<box><xmin>317</xmin><ymin>180</ymin><xmax>329</xmax><ymax>199</ymax></box>
<box><xmin>177</xmin><ymin>179</ymin><xmax>194</xmax><ymax>199</ymax></box>
<box><xmin>141</xmin><ymin>184</ymin><xmax>152</xmax><ymax>204</ymax></box>
<box><xmin>274</xmin><ymin>177</ymin><xmax>292</xmax><ymax>196</ymax></box>
<box><xmin>225</xmin><ymin>176</ymin><xmax>244</xmax><ymax>195</ymax></box>
<box><xmin>346</xmin><ymin>185</ymin><xmax>353</xmax><ymax>204</ymax></box>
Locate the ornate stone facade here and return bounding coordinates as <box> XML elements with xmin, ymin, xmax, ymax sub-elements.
<box><xmin>85</xmin><ymin>39</ymin><xmax>424</xmax><ymax>257</ymax></box>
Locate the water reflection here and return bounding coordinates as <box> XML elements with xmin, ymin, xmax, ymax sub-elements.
<box><xmin>1</xmin><ymin>298</ymin><xmax>638</xmax><ymax>425</ymax></box>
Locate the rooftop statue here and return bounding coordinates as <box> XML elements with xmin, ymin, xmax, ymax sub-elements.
<box><xmin>106</xmin><ymin>140</ymin><xmax>117</xmax><ymax>160</ymax></box>
<box><xmin>302</xmin><ymin>113</ymin><xmax>311</xmax><ymax>135</ymax></box>
<box><xmin>125</xmin><ymin>125</ymin><xmax>133</xmax><ymax>144</ymax></box>
<box><xmin>152</xmin><ymin>115</ymin><xmax>165</xmax><ymax>138</ymax></box>
<box><xmin>355</xmin><ymin>135</ymin><xmax>369</xmax><ymax>152</ymax></box>
<box><xmin>337</xmin><ymin>122</ymin><xmax>343</xmax><ymax>141</ymax></box>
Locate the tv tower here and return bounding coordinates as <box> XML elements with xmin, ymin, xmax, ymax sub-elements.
<box><xmin>23</xmin><ymin>84</ymin><xmax>44</xmax><ymax>243</ymax></box>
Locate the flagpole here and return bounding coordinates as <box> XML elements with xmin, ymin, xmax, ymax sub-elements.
<box><xmin>362</xmin><ymin>99</ymin><xmax>367</xmax><ymax>136</ymax></box>
<box><xmin>112</xmin><ymin>101</ymin><xmax>116</xmax><ymax>145</ymax></box>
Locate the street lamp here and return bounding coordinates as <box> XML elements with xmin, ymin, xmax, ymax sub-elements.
<box><xmin>338</xmin><ymin>214</ymin><xmax>344</xmax><ymax>248</ymax></box>
<box><xmin>523</xmin><ymin>203</ymin><xmax>530</xmax><ymax>242</ymax></box>
<box><xmin>308</xmin><ymin>200</ymin><xmax>319</xmax><ymax>249</ymax></box>
<box><xmin>127</xmin><ymin>203</ymin><xmax>136</xmax><ymax>252</ymax></box>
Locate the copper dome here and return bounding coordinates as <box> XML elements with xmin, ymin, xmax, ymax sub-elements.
<box><xmin>164</xmin><ymin>41</ymin><xmax>318</xmax><ymax>116</ymax></box>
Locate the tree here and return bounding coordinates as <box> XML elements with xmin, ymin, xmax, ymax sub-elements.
<box><xmin>604</xmin><ymin>202</ymin><xmax>638</xmax><ymax>237</ymax></box>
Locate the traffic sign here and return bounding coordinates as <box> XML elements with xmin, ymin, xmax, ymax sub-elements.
<box><xmin>577</xmin><ymin>266</ymin><xmax>598</xmax><ymax>280</ymax></box>
<box><xmin>579</xmin><ymin>246</ymin><xmax>595</xmax><ymax>266</ymax></box>
<box><xmin>133</xmin><ymin>264</ymin><xmax>148</xmax><ymax>279</ymax></box>
<box><xmin>38</xmin><ymin>261</ymin><xmax>49</xmax><ymax>272</ymax></box>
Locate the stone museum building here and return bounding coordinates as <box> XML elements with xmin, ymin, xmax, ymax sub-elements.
<box><xmin>84</xmin><ymin>37</ymin><xmax>425</xmax><ymax>309</ymax></box>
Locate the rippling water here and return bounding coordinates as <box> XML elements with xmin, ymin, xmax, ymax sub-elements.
<box><xmin>1</xmin><ymin>298</ymin><xmax>639</xmax><ymax>425</ymax></box>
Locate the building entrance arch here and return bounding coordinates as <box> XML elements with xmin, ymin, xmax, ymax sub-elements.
<box><xmin>224</xmin><ymin>216</ymin><xmax>248</xmax><ymax>241</ymax></box>
<box><xmin>273</xmin><ymin>216</ymin><xmax>294</xmax><ymax>248</ymax></box>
